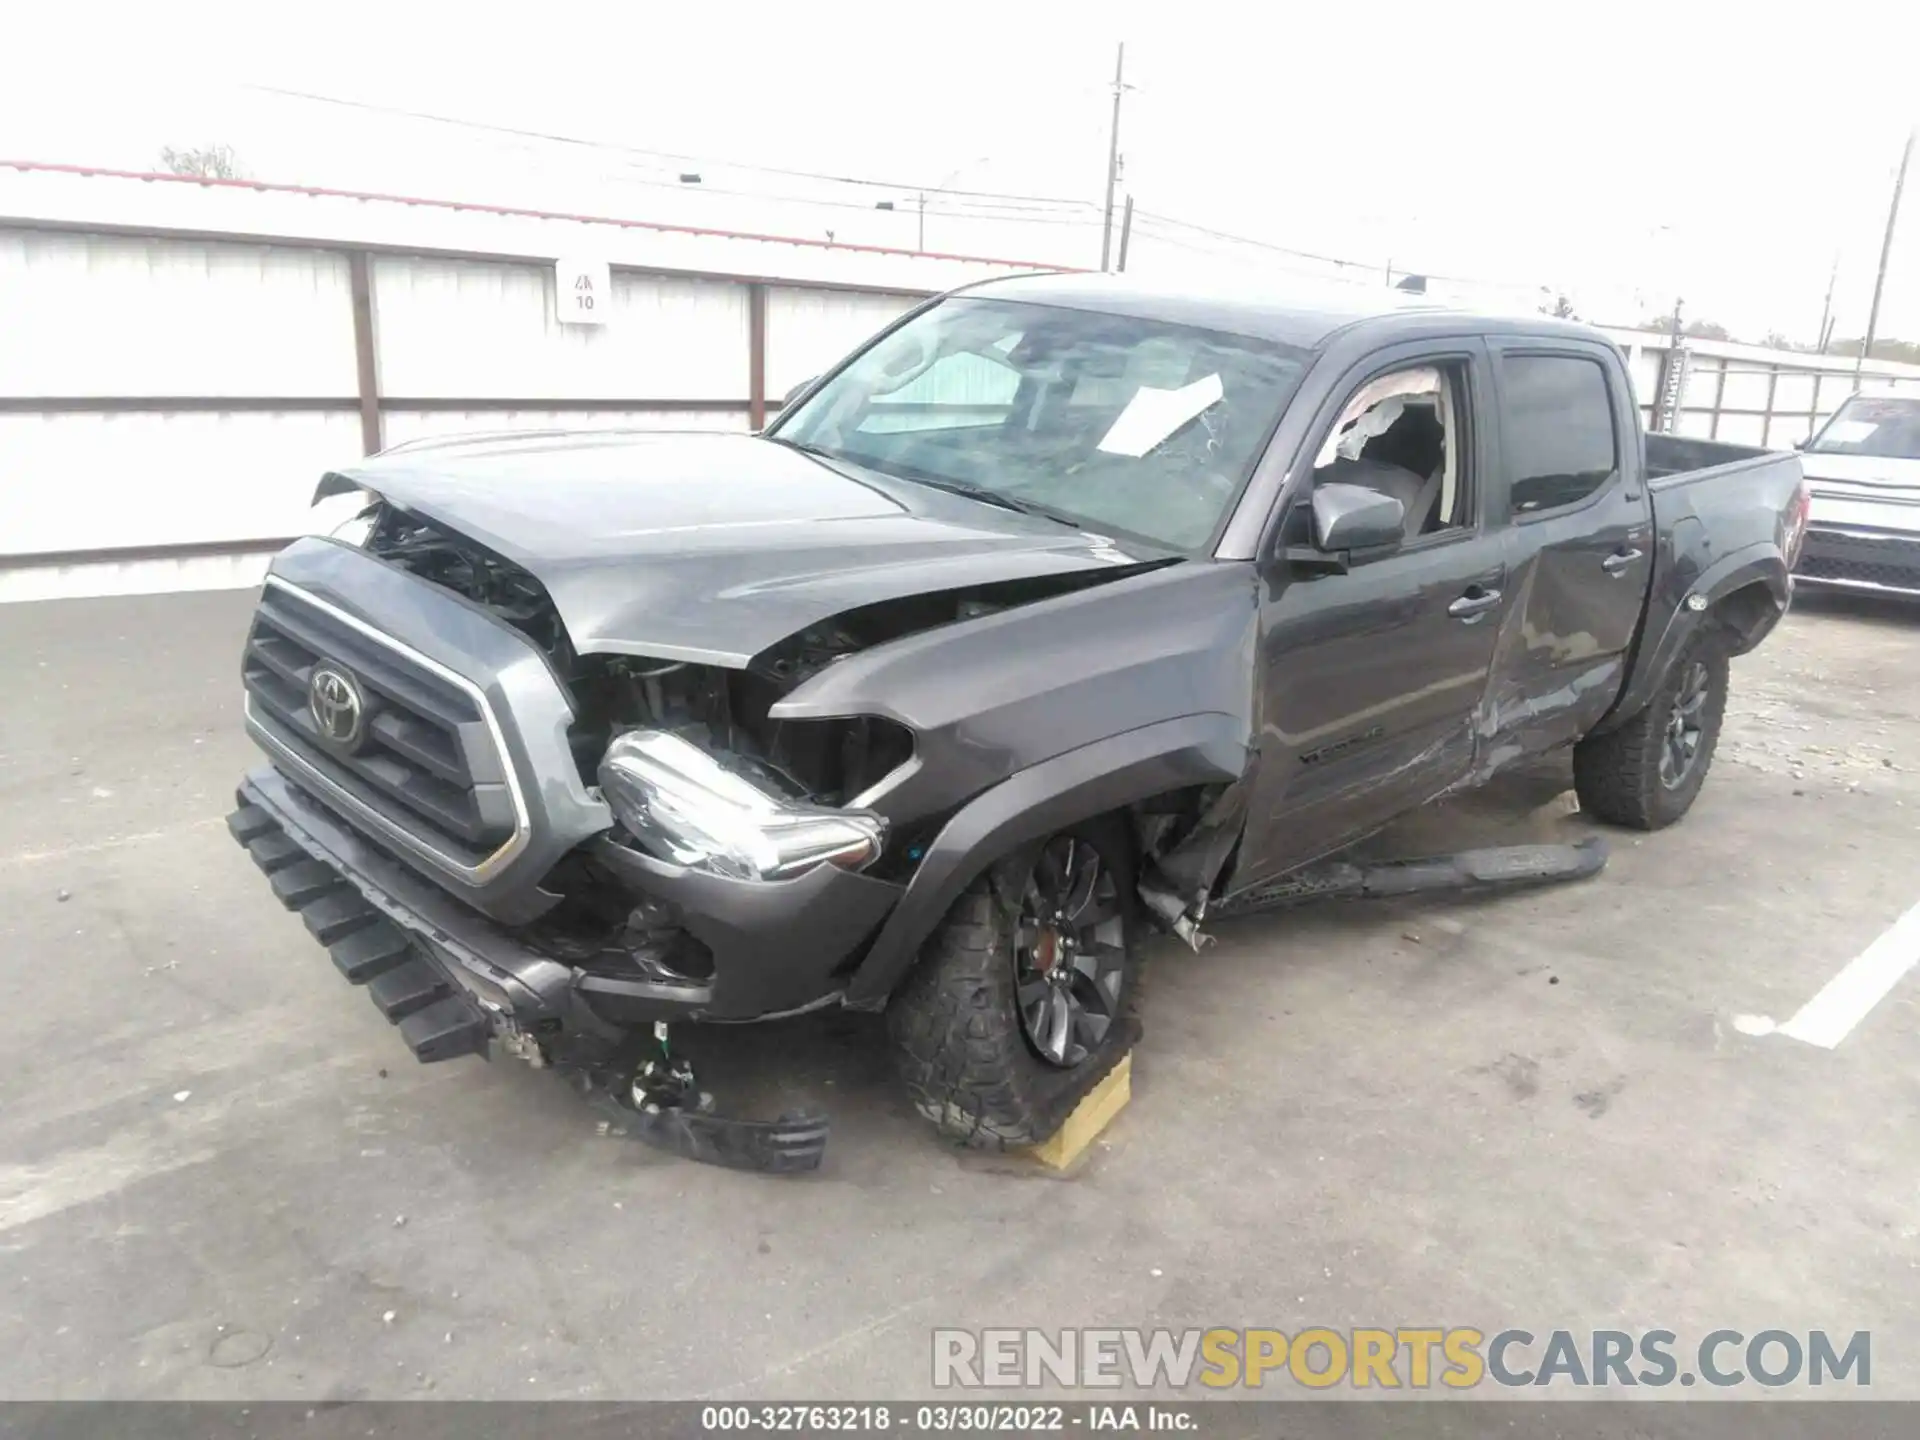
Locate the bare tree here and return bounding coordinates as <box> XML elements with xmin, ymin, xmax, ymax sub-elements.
<box><xmin>1640</xmin><ymin>314</ymin><xmax>1733</xmax><ymax>342</ymax></box>
<box><xmin>159</xmin><ymin>144</ymin><xmax>243</xmax><ymax>180</ymax></box>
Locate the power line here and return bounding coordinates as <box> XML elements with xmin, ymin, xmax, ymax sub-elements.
<box><xmin>597</xmin><ymin>173</ymin><xmax>1105</xmax><ymax>228</ymax></box>
<box><xmin>593</xmin><ymin>161</ymin><xmax>1104</xmax><ymax>221</ymax></box>
<box><xmin>243</xmin><ymin>84</ymin><xmax>1097</xmax><ymax>208</ymax></box>
<box><xmin>1125</xmin><ymin>223</ymin><xmax>1379</xmax><ymax>288</ymax></box>
<box><xmin>1134</xmin><ymin>209</ymin><xmax>1551</xmax><ymax>294</ymax></box>
<box><xmin>244</xmin><ymin>81</ymin><xmax>1552</xmax><ymax>292</ymax></box>
<box><xmin>1134</xmin><ymin>210</ymin><xmax>1375</xmax><ymax>271</ymax></box>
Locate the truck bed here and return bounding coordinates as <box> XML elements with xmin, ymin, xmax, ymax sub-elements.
<box><xmin>1591</xmin><ymin>432</ymin><xmax>1804</xmax><ymax>735</ymax></box>
<box><xmin>1643</xmin><ymin>432</ymin><xmax>1775</xmax><ymax>484</ymax></box>
<box><xmin>1643</xmin><ymin>435</ymin><xmax>1801</xmax><ymax>612</ymax></box>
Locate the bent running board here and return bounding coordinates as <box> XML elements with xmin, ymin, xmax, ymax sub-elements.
<box><xmin>1216</xmin><ymin>836</ymin><xmax>1608</xmax><ymax>916</ymax></box>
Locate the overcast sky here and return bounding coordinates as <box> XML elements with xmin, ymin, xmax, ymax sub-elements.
<box><xmin>4</xmin><ymin>0</ymin><xmax>1917</xmax><ymax>341</ymax></box>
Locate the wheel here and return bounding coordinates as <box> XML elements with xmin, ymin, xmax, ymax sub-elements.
<box><xmin>1573</xmin><ymin>629</ymin><xmax>1729</xmax><ymax>830</ymax></box>
<box><xmin>887</xmin><ymin>821</ymin><xmax>1142</xmax><ymax>1149</ymax></box>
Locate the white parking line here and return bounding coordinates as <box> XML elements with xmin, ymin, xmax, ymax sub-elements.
<box><xmin>1774</xmin><ymin>898</ymin><xmax>1920</xmax><ymax>1048</ymax></box>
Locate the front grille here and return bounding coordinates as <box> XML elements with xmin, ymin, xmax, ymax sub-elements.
<box><xmin>1799</xmin><ymin>531</ymin><xmax>1920</xmax><ymax>593</ymax></box>
<box><xmin>243</xmin><ymin>585</ymin><xmax>519</xmax><ymax>868</ymax></box>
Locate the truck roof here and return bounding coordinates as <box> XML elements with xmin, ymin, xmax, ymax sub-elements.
<box><xmin>968</xmin><ymin>271</ymin><xmax>1603</xmax><ymax>351</ymax></box>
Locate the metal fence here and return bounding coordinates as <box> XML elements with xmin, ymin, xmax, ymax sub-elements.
<box><xmin>9</xmin><ymin>160</ymin><xmax>1920</xmax><ymax>603</ymax></box>
<box><xmin>1609</xmin><ymin>334</ymin><xmax>1920</xmax><ymax>449</ymax></box>
<box><xmin>0</xmin><ymin>162</ymin><xmax>1050</xmax><ymax>598</ymax></box>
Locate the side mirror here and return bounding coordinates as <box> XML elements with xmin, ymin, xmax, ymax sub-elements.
<box><xmin>1311</xmin><ymin>482</ymin><xmax>1406</xmax><ymax>553</ymax></box>
<box><xmin>1282</xmin><ymin>483</ymin><xmax>1405</xmax><ymax>575</ymax></box>
<box><xmin>782</xmin><ymin>378</ymin><xmax>817</xmax><ymax>410</ymax></box>
<box><xmin>1792</xmin><ymin>437</ymin><xmax>1809</xmax><ymax>451</ymax></box>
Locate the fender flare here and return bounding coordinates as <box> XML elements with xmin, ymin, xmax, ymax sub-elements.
<box><xmin>843</xmin><ymin>713</ymin><xmax>1250</xmax><ymax>1008</ymax></box>
<box><xmin>1594</xmin><ymin>542</ymin><xmax>1788</xmax><ymax>734</ymax></box>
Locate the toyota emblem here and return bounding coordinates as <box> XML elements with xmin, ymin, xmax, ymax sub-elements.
<box><xmin>308</xmin><ymin>663</ymin><xmax>367</xmax><ymax>749</ymax></box>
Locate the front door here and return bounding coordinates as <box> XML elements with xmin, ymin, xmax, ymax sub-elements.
<box><xmin>1237</xmin><ymin>341</ymin><xmax>1509</xmax><ymax>886</ymax></box>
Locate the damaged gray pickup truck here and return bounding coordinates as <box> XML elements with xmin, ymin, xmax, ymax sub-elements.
<box><xmin>228</xmin><ymin>275</ymin><xmax>1810</xmax><ymax>1169</ymax></box>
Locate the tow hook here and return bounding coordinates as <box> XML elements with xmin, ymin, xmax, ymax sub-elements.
<box><xmin>588</xmin><ymin>1023</ymin><xmax>830</xmax><ymax>1175</ymax></box>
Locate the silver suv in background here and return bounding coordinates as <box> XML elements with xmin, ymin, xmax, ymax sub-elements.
<box><xmin>1795</xmin><ymin>393</ymin><xmax>1920</xmax><ymax>597</ymax></box>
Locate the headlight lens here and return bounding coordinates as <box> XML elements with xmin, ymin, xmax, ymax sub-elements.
<box><xmin>598</xmin><ymin>729</ymin><xmax>885</xmax><ymax>881</ymax></box>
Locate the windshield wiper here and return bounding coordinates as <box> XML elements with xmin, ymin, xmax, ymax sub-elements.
<box><xmin>765</xmin><ymin>435</ymin><xmax>840</xmax><ymax>462</ymax></box>
<box><xmin>883</xmin><ymin>470</ymin><xmax>1085</xmax><ymax>530</ymax></box>
<box><xmin>768</xmin><ymin>437</ymin><xmax>1084</xmax><ymax>530</ymax></box>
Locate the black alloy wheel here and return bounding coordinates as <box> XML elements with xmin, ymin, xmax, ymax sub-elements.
<box><xmin>1659</xmin><ymin>658</ymin><xmax>1712</xmax><ymax>790</ymax></box>
<box><xmin>1012</xmin><ymin>835</ymin><xmax>1127</xmax><ymax>1068</ymax></box>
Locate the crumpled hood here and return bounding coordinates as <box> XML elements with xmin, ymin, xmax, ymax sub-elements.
<box><xmin>332</xmin><ymin>431</ymin><xmax>1156</xmax><ymax>666</ymax></box>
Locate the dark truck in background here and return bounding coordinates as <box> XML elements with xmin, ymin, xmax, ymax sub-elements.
<box><xmin>227</xmin><ymin>276</ymin><xmax>1809</xmax><ymax>1164</ymax></box>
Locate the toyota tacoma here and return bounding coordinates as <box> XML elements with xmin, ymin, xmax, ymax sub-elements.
<box><xmin>227</xmin><ymin>275</ymin><xmax>1809</xmax><ymax>1166</ymax></box>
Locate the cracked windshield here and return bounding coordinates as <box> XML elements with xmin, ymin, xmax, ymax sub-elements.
<box><xmin>777</xmin><ymin>297</ymin><xmax>1308</xmax><ymax>550</ymax></box>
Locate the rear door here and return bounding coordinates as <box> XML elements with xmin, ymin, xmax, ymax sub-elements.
<box><xmin>1481</xmin><ymin>345</ymin><xmax>1653</xmax><ymax>758</ymax></box>
<box><xmin>1238</xmin><ymin>339</ymin><xmax>1509</xmax><ymax>885</ymax></box>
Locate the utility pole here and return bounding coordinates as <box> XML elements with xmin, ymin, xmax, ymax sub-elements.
<box><xmin>917</xmin><ymin>192</ymin><xmax>926</xmax><ymax>253</ymax></box>
<box><xmin>1099</xmin><ymin>43</ymin><xmax>1127</xmax><ymax>272</ymax></box>
<box><xmin>1816</xmin><ymin>252</ymin><xmax>1839</xmax><ymax>354</ymax></box>
<box><xmin>1116</xmin><ymin>195</ymin><xmax>1134</xmax><ymax>272</ymax></box>
<box><xmin>1856</xmin><ymin>127</ymin><xmax>1915</xmax><ymax>385</ymax></box>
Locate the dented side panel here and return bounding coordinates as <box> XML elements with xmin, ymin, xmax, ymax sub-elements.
<box><xmin>1237</xmin><ymin>532</ymin><xmax>1510</xmax><ymax>886</ymax></box>
<box><xmin>770</xmin><ymin>561</ymin><xmax>1262</xmax><ymax>829</ymax></box>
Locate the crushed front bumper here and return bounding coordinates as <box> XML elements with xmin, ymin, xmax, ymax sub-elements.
<box><xmin>231</xmin><ymin>766</ymin><xmax>847</xmax><ymax>1170</ymax></box>
<box><xmin>231</xmin><ymin>768</ymin><xmax>590</xmax><ymax>1063</ymax></box>
<box><xmin>233</xmin><ymin>761</ymin><xmax>906</xmax><ymax>1034</ymax></box>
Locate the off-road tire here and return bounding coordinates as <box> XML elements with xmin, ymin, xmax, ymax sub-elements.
<box><xmin>1573</xmin><ymin>629</ymin><xmax>1729</xmax><ymax>830</ymax></box>
<box><xmin>887</xmin><ymin>819</ymin><xmax>1143</xmax><ymax>1149</ymax></box>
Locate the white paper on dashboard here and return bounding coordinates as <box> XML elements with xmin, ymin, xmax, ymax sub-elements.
<box><xmin>1096</xmin><ymin>373</ymin><xmax>1225</xmax><ymax>457</ymax></box>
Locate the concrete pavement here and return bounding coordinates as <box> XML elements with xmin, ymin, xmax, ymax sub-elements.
<box><xmin>1</xmin><ymin>587</ymin><xmax>1917</xmax><ymax>1402</ymax></box>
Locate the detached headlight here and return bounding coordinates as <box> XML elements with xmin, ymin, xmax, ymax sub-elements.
<box><xmin>598</xmin><ymin>730</ymin><xmax>885</xmax><ymax>881</ymax></box>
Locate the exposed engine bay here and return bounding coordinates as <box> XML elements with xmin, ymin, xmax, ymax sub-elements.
<box><xmin>364</xmin><ymin>504</ymin><xmax>916</xmax><ymax>806</ymax></box>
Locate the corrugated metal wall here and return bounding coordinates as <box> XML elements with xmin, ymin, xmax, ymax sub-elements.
<box><xmin>2</xmin><ymin>410</ymin><xmax>366</xmax><ymax>555</ymax></box>
<box><xmin>0</xmin><ymin>230</ymin><xmax>358</xmax><ymax>396</ymax></box>
<box><xmin>1</xmin><ymin>230</ymin><xmax>368</xmax><ymax>563</ymax></box>
<box><xmin>372</xmin><ymin>258</ymin><xmax>750</xmax><ymax>401</ymax></box>
<box><xmin>0</xmin><ymin>222</ymin><xmax>929</xmax><ymax>598</ymax></box>
<box><xmin>765</xmin><ymin>289</ymin><xmax>915</xmax><ymax>397</ymax></box>
<box><xmin>8</xmin><ymin>172</ymin><xmax>1920</xmax><ymax>604</ymax></box>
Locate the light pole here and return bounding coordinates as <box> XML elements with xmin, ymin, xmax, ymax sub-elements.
<box><xmin>1099</xmin><ymin>43</ymin><xmax>1127</xmax><ymax>272</ymax></box>
<box><xmin>1856</xmin><ymin>128</ymin><xmax>1916</xmax><ymax>385</ymax></box>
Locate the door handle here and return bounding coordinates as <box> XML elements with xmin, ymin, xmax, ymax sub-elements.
<box><xmin>1447</xmin><ymin>588</ymin><xmax>1503</xmax><ymax>620</ymax></box>
<box><xmin>1601</xmin><ymin>548</ymin><xmax>1644</xmax><ymax>576</ymax></box>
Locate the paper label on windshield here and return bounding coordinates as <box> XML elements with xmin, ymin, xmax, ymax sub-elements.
<box><xmin>1097</xmin><ymin>373</ymin><xmax>1224</xmax><ymax>457</ymax></box>
<box><xmin>1822</xmin><ymin>420</ymin><xmax>1879</xmax><ymax>445</ymax></box>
